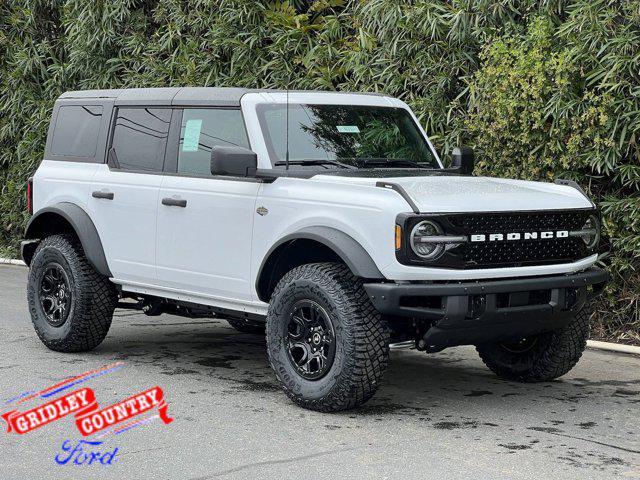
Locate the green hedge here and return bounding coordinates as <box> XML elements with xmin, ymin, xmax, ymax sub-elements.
<box><xmin>1</xmin><ymin>1</ymin><xmax>638</xmax><ymax>343</ymax></box>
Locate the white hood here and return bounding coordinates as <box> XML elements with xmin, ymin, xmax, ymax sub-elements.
<box><xmin>313</xmin><ymin>174</ymin><xmax>593</xmax><ymax>213</ymax></box>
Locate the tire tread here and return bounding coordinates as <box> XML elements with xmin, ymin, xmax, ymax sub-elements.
<box><xmin>266</xmin><ymin>263</ymin><xmax>389</xmax><ymax>412</ymax></box>
<box><xmin>28</xmin><ymin>234</ymin><xmax>117</xmax><ymax>352</ymax></box>
<box><xmin>477</xmin><ymin>309</ymin><xmax>589</xmax><ymax>382</ymax></box>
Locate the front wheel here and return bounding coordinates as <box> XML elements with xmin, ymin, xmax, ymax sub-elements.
<box><xmin>476</xmin><ymin>308</ymin><xmax>590</xmax><ymax>382</ymax></box>
<box><xmin>266</xmin><ymin>263</ymin><xmax>389</xmax><ymax>412</ymax></box>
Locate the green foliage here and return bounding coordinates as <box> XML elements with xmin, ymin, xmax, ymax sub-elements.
<box><xmin>1</xmin><ymin>0</ymin><xmax>638</xmax><ymax>341</ymax></box>
<box><xmin>466</xmin><ymin>18</ymin><xmax>579</xmax><ymax>179</ymax></box>
<box><xmin>463</xmin><ymin>12</ymin><xmax>640</xmax><ymax>342</ymax></box>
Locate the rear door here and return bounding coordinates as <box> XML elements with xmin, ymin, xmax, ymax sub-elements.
<box><xmin>90</xmin><ymin>107</ymin><xmax>172</xmax><ymax>284</ymax></box>
<box><xmin>155</xmin><ymin>107</ymin><xmax>259</xmax><ymax>303</ymax></box>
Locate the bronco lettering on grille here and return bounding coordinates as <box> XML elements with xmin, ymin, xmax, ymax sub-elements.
<box><xmin>470</xmin><ymin>231</ymin><xmax>569</xmax><ymax>242</ymax></box>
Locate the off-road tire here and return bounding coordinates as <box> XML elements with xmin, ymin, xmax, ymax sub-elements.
<box><xmin>27</xmin><ymin>234</ymin><xmax>118</xmax><ymax>352</ymax></box>
<box><xmin>266</xmin><ymin>263</ymin><xmax>389</xmax><ymax>412</ymax></box>
<box><xmin>476</xmin><ymin>308</ymin><xmax>589</xmax><ymax>382</ymax></box>
<box><xmin>226</xmin><ymin>318</ymin><xmax>265</xmax><ymax>334</ymax></box>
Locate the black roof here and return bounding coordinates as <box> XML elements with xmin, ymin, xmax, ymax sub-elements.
<box><xmin>58</xmin><ymin>87</ymin><xmax>386</xmax><ymax>107</ymax></box>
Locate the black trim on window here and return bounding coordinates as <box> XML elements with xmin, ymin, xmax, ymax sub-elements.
<box><xmin>162</xmin><ymin>108</ymin><xmax>183</xmax><ymax>174</ymax></box>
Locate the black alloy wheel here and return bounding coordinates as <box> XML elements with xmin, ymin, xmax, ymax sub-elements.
<box><xmin>285</xmin><ymin>299</ymin><xmax>336</xmax><ymax>380</ymax></box>
<box><xmin>38</xmin><ymin>263</ymin><xmax>72</xmax><ymax>327</ymax></box>
<box><xmin>266</xmin><ymin>263</ymin><xmax>389</xmax><ymax>412</ymax></box>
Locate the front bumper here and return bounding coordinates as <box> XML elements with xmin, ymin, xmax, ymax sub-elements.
<box><xmin>364</xmin><ymin>267</ymin><xmax>608</xmax><ymax>352</ymax></box>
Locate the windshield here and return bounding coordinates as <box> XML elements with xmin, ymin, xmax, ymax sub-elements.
<box><xmin>256</xmin><ymin>104</ymin><xmax>439</xmax><ymax>169</ymax></box>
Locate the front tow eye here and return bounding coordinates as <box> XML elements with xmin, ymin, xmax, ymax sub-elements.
<box><xmin>467</xmin><ymin>294</ymin><xmax>487</xmax><ymax>319</ymax></box>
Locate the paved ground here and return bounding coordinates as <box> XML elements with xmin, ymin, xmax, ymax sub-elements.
<box><xmin>0</xmin><ymin>264</ymin><xmax>638</xmax><ymax>479</ymax></box>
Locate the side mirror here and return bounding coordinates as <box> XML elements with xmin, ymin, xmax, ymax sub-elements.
<box><xmin>451</xmin><ymin>146</ymin><xmax>475</xmax><ymax>175</ymax></box>
<box><xmin>211</xmin><ymin>146</ymin><xmax>257</xmax><ymax>177</ymax></box>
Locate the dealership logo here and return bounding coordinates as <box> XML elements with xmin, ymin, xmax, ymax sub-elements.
<box><xmin>2</xmin><ymin>385</ymin><xmax>172</xmax><ymax>437</ymax></box>
<box><xmin>2</xmin><ymin>362</ymin><xmax>173</xmax><ymax>465</ymax></box>
<box><xmin>470</xmin><ymin>230</ymin><xmax>569</xmax><ymax>242</ymax></box>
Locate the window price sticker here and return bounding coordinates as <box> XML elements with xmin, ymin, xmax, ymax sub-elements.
<box><xmin>182</xmin><ymin>119</ymin><xmax>203</xmax><ymax>152</ymax></box>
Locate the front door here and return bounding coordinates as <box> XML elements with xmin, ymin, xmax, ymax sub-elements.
<box><xmin>155</xmin><ymin>108</ymin><xmax>259</xmax><ymax>302</ymax></box>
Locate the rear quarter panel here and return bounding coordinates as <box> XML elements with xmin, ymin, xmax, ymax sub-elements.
<box><xmin>32</xmin><ymin>160</ymin><xmax>99</xmax><ymax>216</ymax></box>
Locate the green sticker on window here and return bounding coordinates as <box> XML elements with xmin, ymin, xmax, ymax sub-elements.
<box><xmin>337</xmin><ymin>125</ymin><xmax>360</xmax><ymax>133</ymax></box>
<box><xmin>182</xmin><ymin>119</ymin><xmax>203</xmax><ymax>152</ymax></box>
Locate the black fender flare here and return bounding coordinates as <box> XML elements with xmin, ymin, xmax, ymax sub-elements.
<box><xmin>23</xmin><ymin>202</ymin><xmax>111</xmax><ymax>277</ymax></box>
<box><xmin>256</xmin><ymin>226</ymin><xmax>384</xmax><ymax>299</ymax></box>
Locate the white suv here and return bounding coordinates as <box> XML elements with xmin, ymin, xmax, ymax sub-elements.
<box><xmin>23</xmin><ymin>88</ymin><xmax>607</xmax><ymax>411</ymax></box>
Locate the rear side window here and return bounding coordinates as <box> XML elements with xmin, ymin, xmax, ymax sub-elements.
<box><xmin>110</xmin><ymin>108</ymin><xmax>171</xmax><ymax>172</ymax></box>
<box><xmin>177</xmin><ymin>108</ymin><xmax>249</xmax><ymax>176</ymax></box>
<box><xmin>51</xmin><ymin>105</ymin><xmax>103</xmax><ymax>158</ymax></box>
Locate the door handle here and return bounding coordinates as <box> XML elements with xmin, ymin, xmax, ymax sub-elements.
<box><xmin>162</xmin><ymin>197</ymin><xmax>187</xmax><ymax>208</ymax></box>
<box><xmin>92</xmin><ymin>190</ymin><xmax>114</xmax><ymax>200</ymax></box>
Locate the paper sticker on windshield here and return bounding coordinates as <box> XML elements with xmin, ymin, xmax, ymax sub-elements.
<box><xmin>182</xmin><ymin>119</ymin><xmax>202</xmax><ymax>152</ymax></box>
<box><xmin>337</xmin><ymin>125</ymin><xmax>360</xmax><ymax>133</ymax></box>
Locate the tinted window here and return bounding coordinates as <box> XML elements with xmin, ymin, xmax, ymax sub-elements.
<box><xmin>177</xmin><ymin>109</ymin><xmax>249</xmax><ymax>175</ymax></box>
<box><xmin>111</xmin><ymin>108</ymin><xmax>171</xmax><ymax>172</ymax></box>
<box><xmin>51</xmin><ymin>105</ymin><xmax>103</xmax><ymax>157</ymax></box>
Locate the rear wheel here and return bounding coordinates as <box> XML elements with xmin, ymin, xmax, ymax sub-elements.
<box><xmin>476</xmin><ymin>308</ymin><xmax>589</xmax><ymax>382</ymax></box>
<box><xmin>266</xmin><ymin>263</ymin><xmax>389</xmax><ymax>412</ymax></box>
<box><xmin>27</xmin><ymin>235</ymin><xmax>118</xmax><ymax>352</ymax></box>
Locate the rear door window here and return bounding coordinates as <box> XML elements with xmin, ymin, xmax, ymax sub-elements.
<box><xmin>51</xmin><ymin>105</ymin><xmax>103</xmax><ymax>158</ymax></box>
<box><xmin>177</xmin><ymin>109</ymin><xmax>249</xmax><ymax>176</ymax></box>
<box><xmin>110</xmin><ymin>108</ymin><xmax>172</xmax><ymax>172</ymax></box>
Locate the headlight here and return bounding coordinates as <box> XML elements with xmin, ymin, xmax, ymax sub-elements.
<box><xmin>576</xmin><ymin>214</ymin><xmax>601</xmax><ymax>250</ymax></box>
<box><xmin>410</xmin><ymin>220</ymin><xmax>446</xmax><ymax>259</ymax></box>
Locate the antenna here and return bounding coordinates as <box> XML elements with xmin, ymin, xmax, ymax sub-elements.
<box><xmin>285</xmin><ymin>88</ymin><xmax>290</xmax><ymax>170</ymax></box>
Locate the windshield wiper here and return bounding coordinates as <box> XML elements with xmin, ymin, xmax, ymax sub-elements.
<box><xmin>352</xmin><ymin>158</ymin><xmax>427</xmax><ymax>168</ymax></box>
<box><xmin>274</xmin><ymin>160</ymin><xmax>356</xmax><ymax>169</ymax></box>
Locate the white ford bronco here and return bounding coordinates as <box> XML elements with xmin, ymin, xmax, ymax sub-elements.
<box><xmin>23</xmin><ymin>88</ymin><xmax>607</xmax><ymax>411</ymax></box>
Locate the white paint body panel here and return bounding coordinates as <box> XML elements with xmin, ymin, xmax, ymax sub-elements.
<box><xmin>251</xmin><ymin>177</ymin><xmax>408</xmax><ymax>300</ymax></box>
<box><xmin>33</xmin><ymin>160</ymin><xmax>99</xmax><ymax>215</ymax></box>
<box><xmin>156</xmin><ymin>175</ymin><xmax>259</xmax><ymax>302</ymax></box>
<box><xmin>90</xmin><ymin>164</ymin><xmax>161</xmax><ymax>283</ymax></box>
<box><xmin>311</xmin><ymin>174</ymin><xmax>593</xmax><ymax>213</ymax></box>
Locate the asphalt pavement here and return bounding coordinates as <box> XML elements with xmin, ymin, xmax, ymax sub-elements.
<box><xmin>0</xmin><ymin>264</ymin><xmax>638</xmax><ymax>479</ymax></box>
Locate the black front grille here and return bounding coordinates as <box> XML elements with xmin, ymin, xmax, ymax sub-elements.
<box><xmin>446</xmin><ymin>210</ymin><xmax>591</xmax><ymax>268</ymax></box>
<box><xmin>396</xmin><ymin>209</ymin><xmax>595</xmax><ymax>269</ymax></box>
<box><xmin>459</xmin><ymin>236</ymin><xmax>587</xmax><ymax>268</ymax></box>
<box><xmin>447</xmin><ymin>210</ymin><xmax>588</xmax><ymax>232</ymax></box>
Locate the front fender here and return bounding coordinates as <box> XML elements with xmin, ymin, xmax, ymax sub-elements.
<box><xmin>256</xmin><ymin>226</ymin><xmax>384</xmax><ymax>290</ymax></box>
